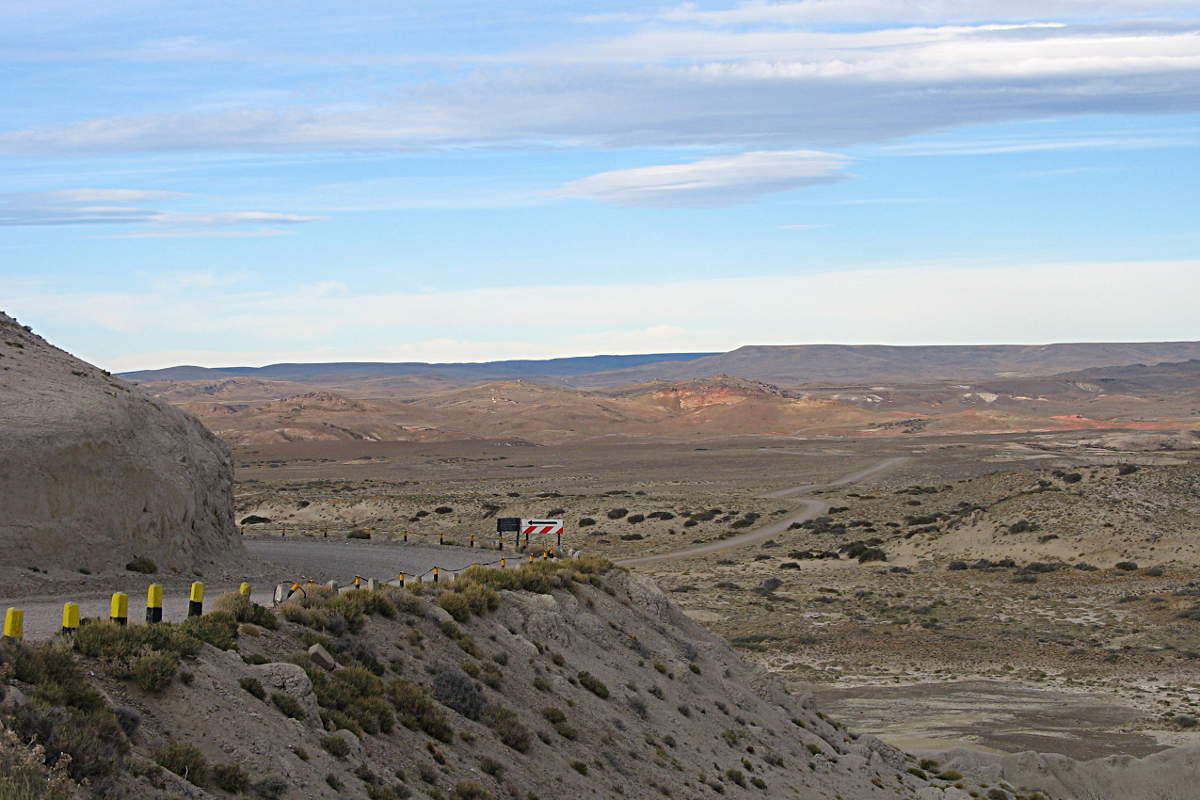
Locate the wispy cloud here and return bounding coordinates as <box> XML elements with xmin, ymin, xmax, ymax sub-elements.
<box><xmin>554</xmin><ymin>151</ymin><xmax>853</xmax><ymax>207</ymax></box>
<box><xmin>0</xmin><ymin>190</ymin><xmax>324</xmax><ymax>234</ymax></box>
<box><xmin>0</xmin><ymin>17</ymin><xmax>1196</xmax><ymax>157</ymax></box>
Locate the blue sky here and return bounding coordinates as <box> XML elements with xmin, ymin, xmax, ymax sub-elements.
<box><xmin>1</xmin><ymin>1</ymin><xmax>1197</xmax><ymax>371</ymax></box>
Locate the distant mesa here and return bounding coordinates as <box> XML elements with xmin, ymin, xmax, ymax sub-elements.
<box><xmin>0</xmin><ymin>311</ymin><xmax>242</xmax><ymax>575</ymax></box>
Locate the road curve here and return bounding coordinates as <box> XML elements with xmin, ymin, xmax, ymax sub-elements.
<box><xmin>616</xmin><ymin>456</ymin><xmax>907</xmax><ymax>567</ymax></box>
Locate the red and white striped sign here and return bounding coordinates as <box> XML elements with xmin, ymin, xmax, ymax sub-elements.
<box><xmin>520</xmin><ymin>518</ymin><xmax>563</xmax><ymax>536</ymax></box>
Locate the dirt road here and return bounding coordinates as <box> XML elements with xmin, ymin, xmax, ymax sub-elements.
<box><xmin>617</xmin><ymin>456</ymin><xmax>907</xmax><ymax>566</ymax></box>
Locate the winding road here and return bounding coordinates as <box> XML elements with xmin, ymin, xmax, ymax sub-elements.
<box><xmin>7</xmin><ymin>456</ymin><xmax>905</xmax><ymax>640</ymax></box>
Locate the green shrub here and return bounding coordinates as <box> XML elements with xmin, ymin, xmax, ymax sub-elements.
<box><xmin>578</xmin><ymin>671</ymin><xmax>609</xmax><ymax>699</ymax></box>
<box><xmin>938</xmin><ymin>770</ymin><xmax>963</xmax><ymax>781</ymax></box>
<box><xmin>72</xmin><ymin>621</ymin><xmax>200</xmax><ymax>680</ymax></box>
<box><xmin>252</xmin><ymin>775</ymin><xmax>288</xmax><ymax>799</ymax></box>
<box><xmin>483</xmin><ymin>706</ymin><xmax>532</xmax><ymax>753</ymax></box>
<box><xmin>154</xmin><ymin>742</ymin><xmax>209</xmax><ymax>786</ymax></box>
<box><xmin>212</xmin><ymin>762</ymin><xmax>250</xmax><ymax>793</ymax></box>
<box><xmin>389</xmin><ymin>679</ymin><xmax>454</xmax><ymax>743</ymax></box>
<box><xmin>271</xmin><ymin>692</ymin><xmax>306</xmax><ymax>720</ymax></box>
<box><xmin>438</xmin><ymin>592</ymin><xmax>473</xmax><ymax>623</ymax></box>
<box><xmin>347</xmin><ymin>529</ymin><xmax>371</xmax><ymax>539</ymax></box>
<box><xmin>452</xmin><ymin>782</ymin><xmax>494</xmax><ymax>800</ymax></box>
<box><xmin>240</xmin><ymin>676</ymin><xmax>266</xmax><ymax>700</ymax></box>
<box><xmin>132</xmin><ymin>651</ymin><xmax>177</xmax><ymax>692</ymax></box>
<box><xmin>5</xmin><ymin>640</ymin><xmax>107</xmax><ymax>713</ymax></box>
<box><xmin>320</xmin><ymin>735</ymin><xmax>350</xmax><ymax>758</ymax></box>
<box><xmin>213</xmin><ymin>593</ymin><xmax>278</xmax><ymax>630</ymax></box>
<box><xmin>179</xmin><ymin>611</ymin><xmax>239</xmax><ymax>650</ymax></box>
<box><xmin>6</xmin><ymin>702</ymin><xmax>129</xmax><ymax>782</ymax></box>
<box><xmin>0</xmin><ymin>726</ymin><xmax>76</xmax><ymax>800</ymax></box>
<box><xmin>571</xmin><ymin>761</ymin><xmax>588</xmax><ymax>775</ymax></box>
<box><xmin>125</xmin><ymin>557</ymin><xmax>157</xmax><ymax>574</ymax></box>
<box><xmin>541</xmin><ymin>707</ymin><xmax>566</xmax><ymax>724</ymax></box>
<box><xmin>725</xmin><ymin>769</ymin><xmax>746</xmax><ymax>787</ymax></box>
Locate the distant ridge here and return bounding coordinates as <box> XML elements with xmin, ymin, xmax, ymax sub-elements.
<box><xmin>120</xmin><ymin>352</ymin><xmax>719</xmax><ymax>383</ymax></box>
<box><xmin>564</xmin><ymin>342</ymin><xmax>1200</xmax><ymax>387</ymax></box>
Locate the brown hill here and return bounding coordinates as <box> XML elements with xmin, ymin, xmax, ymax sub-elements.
<box><xmin>0</xmin><ymin>312</ymin><xmax>242</xmax><ymax>575</ymax></box>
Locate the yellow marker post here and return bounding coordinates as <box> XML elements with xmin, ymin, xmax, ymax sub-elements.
<box><xmin>403</xmin><ymin>531</ymin><xmax>409</xmax><ymax>543</ymax></box>
<box><xmin>528</xmin><ymin>553</ymin><xmax>534</xmax><ymax>563</ymax></box>
<box><xmin>61</xmin><ymin>602</ymin><xmax>80</xmax><ymax>635</ymax></box>
<box><xmin>239</xmin><ymin>582</ymin><xmax>251</xmax><ymax>597</ymax></box>
<box><xmin>432</xmin><ymin>567</ymin><xmax>439</xmax><ymax>584</ymax></box>
<box><xmin>3</xmin><ymin>608</ymin><xmax>24</xmax><ymax>640</ymax></box>
<box><xmin>188</xmin><ymin>582</ymin><xmax>204</xmax><ymax>617</ymax></box>
<box><xmin>354</xmin><ymin>575</ymin><xmax>363</xmax><ymax>588</ymax></box>
<box><xmin>110</xmin><ymin>592</ymin><xmax>129</xmax><ymax>626</ymax></box>
<box><xmin>500</xmin><ymin>558</ymin><xmax>507</xmax><ymax>569</ymax></box>
<box><xmin>497</xmin><ymin>534</ymin><xmax>504</xmax><ymax>551</ymax></box>
<box><xmin>397</xmin><ymin>572</ymin><xmax>406</xmax><ymax>587</ymax></box>
<box><xmin>146</xmin><ymin>584</ymin><xmax>163</xmax><ymax>624</ymax></box>
<box><xmin>469</xmin><ymin>534</ymin><xmax>476</xmax><ymax>548</ymax></box>
<box><xmin>438</xmin><ymin>532</ymin><xmax>445</xmax><ymax>546</ymax></box>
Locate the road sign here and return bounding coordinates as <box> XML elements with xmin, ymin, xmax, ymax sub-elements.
<box><xmin>496</xmin><ymin>517</ymin><xmax>521</xmax><ymax>533</ymax></box>
<box><xmin>520</xmin><ymin>519</ymin><xmax>563</xmax><ymax>536</ymax></box>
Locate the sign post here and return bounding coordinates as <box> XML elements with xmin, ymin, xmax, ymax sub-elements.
<box><xmin>520</xmin><ymin>519</ymin><xmax>564</xmax><ymax>557</ymax></box>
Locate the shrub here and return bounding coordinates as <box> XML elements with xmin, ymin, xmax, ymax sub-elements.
<box><xmin>435</xmin><ymin>506</ymin><xmax>454</xmax><ymax>514</ymax></box>
<box><xmin>480</xmin><ymin>756</ymin><xmax>504</xmax><ymax>779</ymax></box>
<box><xmin>452</xmin><ymin>782</ymin><xmax>495</xmax><ymax>800</ymax></box>
<box><xmin>389</xmin><ymin>679</ymin><xmax>455</xmax><ymax>743</ymax></box>
<box><xmin>541</xmin><ymin>707</ymin><xmax>566</xmax><ymax>724</ymax></box>
<box><xmin>725</xmin><ymin>769</ymin><xmax>746</xmax><ymax>787</ymax></box>
<box><xmin>1115</xmin><ymin>561</ymin><xmax>1139</xmax><ymax>571</ymax></box>
<box><xmin>6</xmin><ymin>702</ymin><xmax>128</xmax><ymax>782</ymax></box>
<box><xmin>180</xmin><ymin>612</ymin><xmax>239</xmax><ymax>650</ymax></box>
<box><xmin>0</xmin><ymin>726</ymin><xmax>76</xmax><ymax>800</ymax></box>
<box><xmin>5</xmin><ymin>640</ymin><xmax>107</xmax><ymax>713</ymax></box>
<box><xmin>347</xmin><ymin>529</ymin><xmax>371</xmax><ymax>539</ymax></box>
<box><xmin>271</xmin><ymin>692</ymin><xmax>306</xmax><ymax>720</ymax></box>
<box><xmin>627</xmin><ymin>514</ymin><xmax>645</xmax><ymax>524</ymax></box>
<box><xmin>212</xmin><ymin>763</ymin><xmax>250</xmax><ymax>793</ymax></box>
<box><xmin>578</xmin><ymin>518</ymin><xmax>596</xmax><ymax>527</ymax></box>
<box><xmin>252</xmin><ymin>775</ymin><xmax>288</xmax><ymax>799</ymax></box>
<box><xmin>578</xmin><ymin>671</ymin><xmax>609</xmax><ymax>698</ymax></box>
<box><xmin>483</xmin><ymin>706</ymin><xmax>532</xmax><ymax>752</ymax></box>
<box><xmin>438</xmin><ymin>592</ymin><xmax>473</xmax><ymax>623</ymax></box>
<box><xmin>239</xmin><ymin>676</ymin><xmax>266</xmax><ymax>700</ymax></box>
<box><xmin>571</xmin><ymin>761</ymin><xmax>588</xmax><ymax>775</ymax></box>
<box><xmin>154</xmin><ymin>742</ymin><xmax>209</xmax><ymax>786</ymax></box>
<box><xmin>938</xmin><ymin>770</ymin><xmax>963</xmax><ymax>781</ymax></box>
<box><xmin>132</xmin><ymin>651</ymin><xmax>177</xmax><ymax>692</ymax></box>
<box><xmin>214</xmin><ymin>593</ymin><xmax>278</xmax><ymax>629</ymax></box>
<box><xmin>320</xmin><ymin>735</ymin><xmax>350</xmax><ymax>758</ymax></box>
<box><xmin>607</xmin><ymin>508</ymin><xmax>628</xmax><ymax>519</ymax></box>
<box><xmin>125</xmin><ymin>557</ymin><xmax>157</xmax><ymax>573</ymax></box>
<box><xmin>433</xmin><ymin>666</ymin><xmax>484</xmax><ymax>720</ymax></box>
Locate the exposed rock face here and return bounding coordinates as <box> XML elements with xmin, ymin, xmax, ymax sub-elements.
<box><xmin>0</xmin><ymin>312</ymin><xmax>241</xmax><ymax>573</ymax></box>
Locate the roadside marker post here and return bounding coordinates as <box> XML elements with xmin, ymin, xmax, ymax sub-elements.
<box><xmin>470</xmin><ymin>535</ymin><xmax>476</xmax><ymax>548</ymax></box>
<box><xmin>439</xmin><ymin>532</ymin><xmax>445</xmax><ymax>546</ymax></box>
<box><xmin>3</xmin><ymin>608</ymin><xmax>23</xmax><ymax>640</ymax></box>
<box><xmin>397</xmin><ymin>572</ymin><xmax>406</xmax><ymax>587</ymax></box>
<box><xmin>239</xmin><ymin>583</ymin><xmax>252</xmax><ymax>597</ymax></box>
<box><xmin>110</xmin><ymin>592</ymin><xmax>129</xmax><ymax>626</ymax></box>
<box><xmin>500</xmin><ymin>559</ymin><xmax>506</xmax><ymax>569</ymax></box>
<box><xmin>61</xmin><ymin>603</ymin><xmax>79</xmax><ymax>635</ymax></box>
<box><xmin>403</xmin><ymin>532</ymin><xmax>409</xmax><ymax>543</ymax></box>
<box><xmin>146</xmin><ymin>584</ymin><xmax>163</xmax><ymax>624</ymax></box>
<box><xmin>188</xmin><ymin>582</ymin><xmax>204</xmax><ymax>617</ymax></box>
<box><xmin>354</xmin><ymin>575</ymin><xmax>363</xmax><ymax>588</ymax></box>
<box><xmin>433</xmin><ymin>567</ymin><xmax>439</xmax><ymax>584</ymax></box>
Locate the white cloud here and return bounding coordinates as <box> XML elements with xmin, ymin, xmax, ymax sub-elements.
<box><xmin>555</xmin><ymin>150</ymin><xmax>853</xmax><ymax>207</ymax></box>
<box><xmin>0</xmin><ymin>189</ymin><xmax>324</xmax><ymax>232</ymax></box>
<box><xmin>0</xmin><ymin>18</ymin><xmax>1195</xmax><ymax>156</ymax></box>
<box><xmin>7</xmin><ymin>259</ymin><xmax>1197</xmax><ymax>370</ymax></box>
<box><xmin>658</xmin><ymin>1</ymin><xmax>1200</xmax><ymax>26</ymax></box>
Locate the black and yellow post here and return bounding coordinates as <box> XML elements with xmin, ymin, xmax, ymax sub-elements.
<box><xmin>497</xmin><ymin>534</ymin><xmax>504</xmax><ymax>551</ymax></box>
<box><xmin>500</xmin><ymin>558</ymin><xmax>507</xmax><ymax>569</ymax></box>
<box><xmin>528</xmin><ymin>553</ymin><xmax>534</xmax><ymax>563</ymax></box>
<box><xmin>323</xmin><ymin>528</ymin><xmax>328</xmax><ymax>538</ymax></box>
<box><xmin>432</xmin><ymin>567</ymin><xmax>439</xmax><ymax>583</ymax></box>
<box><xmin>469</xmin><ymin>534</ymin><xmax>476</xmax><ymax>548</ymax></box>
<box><xmin>240</xmin><ymin>583</ymin><xmax>251</xmax><ymax>597</ymax></box>
<box><xmin>354</xmin><ymin>575</ymin><xmax>363</xmax><ymax>589</ymax></box>
<box><xmin>403</xmin><ymin>531</ymin><xmax>409</xmax><ymax>543</ymax></box>
<box><xmin>110</xmin><ymin>592</ymin><xmax>128</xmax><ymax>626</ymax></box>
<box><xmin>3</xmin><ymin>608</ymin><xmax>23</xmax><ymax>641</ymax></box>
<box><xmin>557</xmin><ymin>531</ymin><xmax>562</xmax><ymax>551</ymax></box>
<box><xmin>188</xmin><ymin>582</ymin><xmax>204</xmax><ymax>617</ymax></box>
<box><xmin>397</xmin><ymin>572</ymin><xmax>406</xmax><ymax>587</ymax></box>
<box><xmin>146</xmin><ymin>584</ymin><xmax>163</xmax><ymax>624</ymax></box>
<box><xmin>61</xmin><ymin>603</ymin><xmax>79</xmax><ymax>635</ymax></box>
<box><xmin>281</xmin><ymin>528</ymin><xmax>286</xmax><ymax>537</ymax></box>
<box><xmin>438</xmin><ymin>532</ymin><xmax>445</xmax><ymax>546</ymax></box>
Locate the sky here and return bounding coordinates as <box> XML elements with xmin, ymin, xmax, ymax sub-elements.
<box><xmin>1</xmin><ymin>1</ymin><xmax>1197</xmax><ymax>371</ymax></box>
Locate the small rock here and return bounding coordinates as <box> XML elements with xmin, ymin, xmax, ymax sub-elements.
<box><xmin>427</xmin><ymin>603</ymin><xmax>454</xmax><ymax>625</ymax></box>
<box><xmin>0</xmin><ymin>685</ymin><xmax>26</xmax><ymax>711</ymax></box>
<box><xmin>308</xmin><ymin>643</ymin><xmax>337</xmax><ymax>671</ymax></box>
